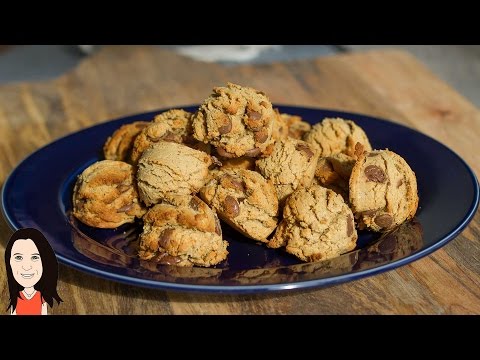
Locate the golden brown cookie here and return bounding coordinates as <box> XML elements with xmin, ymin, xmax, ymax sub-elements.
<box><xmin>136</xmin><ymin>141</ymin><xmax>214</xmax><ymax>206</ymax></box>
<box><xmin>73</xmin><ymin>160</ymin><xmax>146</xmax><ymax>228</ymax></box>
<box><xmin>256</xmin><ymin>138</ymin><xmax>319</xmax><ymax>205</ymax></box>
<box><xmin>199</xmin><ymin>168</ymin><xmax>278</xmax><ymax>242</ymax></box>
<box><xmin>313</xmin><ymin>153</ymin><xmax>356</xmax><ymax>200</ymax></box>
<box><xmin>103</xmin><ymin>121</ymin><xmax>150</xmax><ymax>162</ymax></box>
<box><xmin>270</xmin><ymin>185</ymin><xmax>358</xmax><ymax>262</ymax></box>
<box><xmin>138</xmin><ymin>195</ymin><xmax>228</xmax><ymax>267</ymax></box>
<box><xmin>130</xmin><ymin>109</ymin><xmax>208</xmax><ymax>164</ymax></box>
<box><xmin>192</xmin><ymin>83</ymin><xmax>276</xmax><ymax>158</ymax></box>
<box><xmin>349</xmin><ymin>149</ymin><xmax>419</xmax><ymax>232</ymax></box>
<box><xmin>303</xmin><ymin>118</ymin><xmax>372</xmax><ymax>157</ymax></box>
<box><xmin>280</xmin><ymin>113</ymin><xmax>311</xmax><ymax>140</ymax></box>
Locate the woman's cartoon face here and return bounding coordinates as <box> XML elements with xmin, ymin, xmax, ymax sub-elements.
<box><xmin>9</xmin><ymin>239</ymin><xmax>43</xmax><ymax>288</ymax></box>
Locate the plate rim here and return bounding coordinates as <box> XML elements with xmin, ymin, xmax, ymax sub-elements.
<box><xmin>1</xmin><ymin>105</ymin><xmax>479</xmax><ymax>293</ymax></box>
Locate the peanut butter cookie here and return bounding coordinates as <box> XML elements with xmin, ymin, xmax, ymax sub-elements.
<box><xmin>136</xmin><ymin>141</ymin><xmax>215</xmax><ymax>206</ymax></box>
<box><xmin>256</xmin><ymin>138</ymin><xmax>319</xmax><ymax>205</ymax></box>
<box><xmin>270</xmin><ymin>185</ymin><xmax>358</xmax><ymax>262</ymax></box>
<box><xmin>130</xmin><ymin>109</ymin><xmax>208</xmax><ymax>164</ymax></box>
<box><xmin>138</xmin><ymin>195</ymin><xmax>228</xmax><ymax>267</ymax></box>
<box><xmin>303</xmin><ymin>118</ymin><xmax>372</xmax><ymax>157</ymax></box>
<box><xmin>349</xmin><ymin>149</ymin><xmax>419</xmax><ymax>232</ymax></box>
<box><xmin>200</xmin><ymin>168</ymin><xmax>278</xmax><ymax>242</ymax></box>
<box><xmin>103</xmin><ymin>121</ymin><xmax>150</xmax><ymax>162</ymax></box>
<box><xmin>192</xmin><ymin>83</ymin><xmax>276</xmax><ymax>158</ymax></box>
<box><xmin>73</xmin><ymin>160</ymin><xmax>146</xmax><ymax>228</ymax></box>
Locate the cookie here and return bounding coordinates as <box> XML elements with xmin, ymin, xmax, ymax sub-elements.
<box><xmin>280</xmin><ymin>113</ymin><xmax>311</xmax><ymax>139</ymax></box>
<box><xmin>270</xmin><ymin>185</ymin><xmax>358</xmax><ymax>262</ymax></box>
<box><xmin>192</xmin><ymin>82</ymin><xmax>276</xmax><ymax>158</ymax></box>
<box><xmin>313</xmin><ymin>153</ymin><xmax>356</xmax><ymax>200</ymax></box>
<box><xmin>73</xmin><ymin>160</ymin><xmax>146</xmax><ymax>228</ymax></box>
<box><xmin>103</xmin><ymin>121</ymin><xmax>150</xmax><ymax>162</ymax></box>
<box><xmin>199</xmin><ymin>168</ymin><xmax>278</xmax><ymax>242</ymax></box>
<box><xmin>303</xmin><ymin>118</ymin><xmax>372</xmax><ymax>157</ymax></box>
<box><xmin>130</xmin><ymin>109</ymin><xmax>208</xmax><ymax>164</ymax></box>
<box><xmin>349</xmin><ymin>149</ymin><xmax>419</xmax><ymax>232</ymax></box>
<box><xmin>256</xmin><ymin>138</ymin><xmax>319</xmax><ymax>205</ymax></box>
<box><xmin>136</xmin><ymin>141</ymin><xmax>214</xmax><ymax>206</ymax></box>
<box><xmin>138</xmin><ymin>195</ymin><xmax>228</xmax><ymax>267</ymax></box>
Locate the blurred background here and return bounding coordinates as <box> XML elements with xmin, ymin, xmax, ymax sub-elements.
<box><xmin>1</xmin><ymin>45</ymin><xmax>479</xmax><ymax>107</ymax></box>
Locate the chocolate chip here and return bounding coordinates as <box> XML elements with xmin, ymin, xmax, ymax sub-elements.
<box><xmin>397</xmin><ymin>179</ymin><xmax>403</xmax><ymax>188</ymax></box>
<box><xmin>117</xmin><ymin>203</ymin><xmax>134</xmax><ymax>213</ymax></box>
<box><xmin>374</xmin><ymin>214</ymin><xmax>393</xmax><ymax>229</ymax></box>
<box><xmin>247</xmin><ymin>109</ymin><xmax>262</xmax><ymax>121</ymax></box>
<box><xmin>244</xmin><ymin>147</ymin><xmax>261</xmax><ymax>157</ymax></box>
<box><xmin>189</xmin><ymin>197</ymin><xmax>201</xmax><ymax>211</ymax></box>
<box><xmin>216</xmin><ymin>146</ymin><xmax>235</xmax><ymax>158</ymax></box>
<box><xmin>254</xmin><ymin>129</ymin><xmax>269</xmax><ymax>143</ymax></box>
<box><xmin>223</xmin><ymin>196</ymin><xmax>240</xmax><ymax>218</ymax></box>
<box><xmin>378</xmin><ymin>234</ymin><xmax>397</xmax><ymax>254</ymax></box>
<box><xmin>246</xmin><ymin>109</ymin><xmax>264</xmax><ymax>130</ymax></box>
<box><xmin>295</xmin><ymin>143</ymin><xmax>314</xmax><ymax>160</ymax></box>
<box><xmin>368</xmin><ymin>153</ymin><xmax>379</xmax><ymax>157</ymax></box>
<box><xmin>347</xmin><ymin>214</ymin><xmax>354</xmax><ymax>236</ymax></box>
<box><xmin>225</xmin><ymin>176</ymin><xmax>246</xmax><ymax>192</ymax></box>
<box><xmin>158</xmin><ymin>228</ymin><xmax>175</xmax><ymax>248</ymax></box>
<box><xmin>218</xmin><ymin>118</ymin><xmax>232</xmax><ymax>134</ymax></box>
<box><xmin>364</xmin><ymin>165</ymin><xmax>387</xmax><ymax>183</ymax></box>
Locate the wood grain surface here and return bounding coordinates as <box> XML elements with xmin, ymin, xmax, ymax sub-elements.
<box><xmin>0</xmin><ymin>45</ymin><xmax>478</xmax><ymax>314</ymax></box>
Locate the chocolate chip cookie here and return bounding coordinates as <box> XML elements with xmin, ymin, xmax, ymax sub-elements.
<box><xmin>256</xmin><ymin>138</ymin><xmax>319</xmax><ymax>205</ymax></box>
<box><xmin>303</xmin><ymin>117</ymin><xmax>372</xmax><ymax>157</ymax></box>
<box><xmin>136</xmin><ymin>141</ymin><xmax>215</xmax><ymax>206</ymax></box>
<box><xmin>270</xmin><ymin>185</ymin><xmax>358</xmax><ymax>262</ymax></box>
<box><xmin>130</xmin><ymin>109</ymin><xmax>207</xmax><ymax>164</ymax></box>
<box><xmin>199</xmin><ymin>168</ymin><xmax>278</xmax><ymax>242</ymax></box>
<box><xmin>349</xmin><ymin>149</ymin><xmax>419</xmax><ymax>232</ymax></box>
<box><xmin>192</xmin><ymin>83</ymin><xmax>276</xmax><ymax>158</ymax></box>
<box><xmin>73</xmin><ymin>160</ymin><xmax>146</xmax><ymax>228</ymax></box>
<box><xmin>138</xmin><ymin>195</ymin><xmax>228</xmax><ymax>267</ymax></box>
<box><xmin>103</xmin><ymin>121</ymin><xmax>150</xmax><ymax>162</ymax></box>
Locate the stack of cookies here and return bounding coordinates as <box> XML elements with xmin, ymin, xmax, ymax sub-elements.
<box><xmin>73</xmin><ymin>83</ymin><xmax>419</xmax><ymax>267</ymax></box>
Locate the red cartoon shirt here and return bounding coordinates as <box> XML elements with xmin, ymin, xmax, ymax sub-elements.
<box><xmin>15</xmin><ymin>291</ymin><xmax>44</xmax><ymax>315</ymax></box>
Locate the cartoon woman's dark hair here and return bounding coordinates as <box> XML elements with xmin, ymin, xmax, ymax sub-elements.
<box><xmin>5</xmin><ymin>228</ymin><xmax>63</xmax><ymax>312</ymax></box>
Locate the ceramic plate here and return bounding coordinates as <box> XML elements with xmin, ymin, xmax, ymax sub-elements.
<box><xmin>2</xmin><ymin>106</ymin><xmax>478</xmax><ymax>293</ymax></box>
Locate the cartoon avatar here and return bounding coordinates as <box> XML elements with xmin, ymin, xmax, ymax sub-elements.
<box><xmin>4</xmin><ymin>228</ymin><xmax>63</xmax><ymax>315</ymax></box>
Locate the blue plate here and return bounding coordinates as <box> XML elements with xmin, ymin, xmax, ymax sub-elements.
<box><xmin>2</xmin><ymin>106</ymin><xmax>479</xmax><ymax>293</ymax></box>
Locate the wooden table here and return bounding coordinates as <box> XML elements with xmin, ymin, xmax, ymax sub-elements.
<box><xmin>0</xmin><ymin>46</ymin><xmax>479</xmax><ymax>314</ymax></box>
